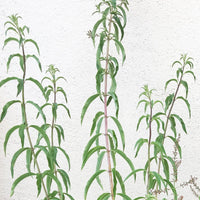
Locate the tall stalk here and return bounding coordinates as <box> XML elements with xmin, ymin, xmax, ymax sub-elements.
<box><xmin>0</xmin><ymin>14</ymin><xmax>74</xmax><ymax>200</ymax></box>
<box><xmin>103</xmin><ymin>13</ymin><xmax>114</xmax><ymax>199</ymax></box>
<box><xmin>155</xmin><ymin>54</ymin><xmax>195</xmax><ymax>197</ymax></box>
<box><xmin>129</xmin><ymin>54</ymin><xmax>195</xmax><ymax>200</ymax></box>
<box><xmin>81</xmin><ymin>1</ymin><xmax>133</xmax><ymax>199</ymax></box>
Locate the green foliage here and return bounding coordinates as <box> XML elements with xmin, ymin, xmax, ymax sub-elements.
<box><xmin>131</xmin><ymin>54</ymin><xmax>195</xmax><ymax>199</ymax></box>
<box><xmin>81</xmin><ymin>0</ymin><xmax>132</xmax><ymax>199</ymax></box>
<box><xmin>1</xmin><ymin>15</ymin><xmax>73</xmax><ymax>200</ymax></box>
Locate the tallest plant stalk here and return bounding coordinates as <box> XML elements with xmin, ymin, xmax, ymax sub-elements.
<box><xmin>104</xmin><ymin>13</ymin><xmax>114</xmax><ymax>200</ymax></box>
<box><xmin>81</xmin><ymin>1</ymin><xmax>133</xmax><ymax>199</ymax></box>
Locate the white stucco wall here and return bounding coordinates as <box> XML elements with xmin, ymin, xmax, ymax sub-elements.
<box><xmin>0</xmin><ymin>0</ymin><xmax>200</xmax><ymax>199</ymax></box>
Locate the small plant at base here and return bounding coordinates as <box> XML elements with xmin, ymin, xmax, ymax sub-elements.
<box><xmin>0</xmin><ymin>14</ymin><xmax>74</xmax><ymax>200</ymax></box>
<box><xmin>126</xmin><ymin>54</ymin><xmax>195</xmax><ymax>200</ymax></box>
<box><xmin>81</xmin><ymin>0</ymin><xmax>133</xmax><ymax>200</ymax></box>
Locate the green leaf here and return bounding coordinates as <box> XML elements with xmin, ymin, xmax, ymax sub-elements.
<box><xmin>134</xmin><ymin>138</ymin><xmax>148</xmax><ymax>157</ymax></box>
<box><xmin>162</xmin><ymin>158</ymin><xmax>170</xmax><ymax>180</ymax></box>
<box><xmin>108</xmin><ymin>92</ymin><xmax>119</xmax><ymax>118</ymax></box>
<box><xmin>16</xmin><ymin>79</ymin><xmax>24</xmax><ymax>96</ymax></box>
<box><xmin>90</xmin><ymin>112</ymin><xmax>104</xmax><ymax>135</ymax></box>
<box><xmin>114</xmin><ymin>149</ymin><xmax>135</xmax><ymax>171</ymax></box>
<box><xmin>117</xmin><ymin>193</ymin><xmax>132</xmax><ymax>200</ymax></box>
<box><xmin>11</xmin><ymin>147</ymin><xmax>29</xmax><ymax>177</ymax></box>
<box><xmin>172</xmin><ymin>60</ymin><xmax>182</xmax><ymax>67</ymax></box>
<box><xmin>26</xmin><ymin>148</ymin><xmax>32</xmax><ymax>173</ymax></box>
<box><xmin>113</xmin><ymin>16</ymin><xmax>124</xmax><ymax>41</ymax></box>
<box><xmin>84</xmin><ymin>170</ymin><xmax>106</xmax><ymax>200</ymax></box>
<box><xmin>171</xmin><ymin>114</ymin><xmax>187</xmax><ymax>134</ymax></box>
<box><xmin>81</xmin><ymin>94</ymin><xmax>100</xmax><ymax>124</ymax></box>
<box><xmin>58</xmin><ymin>103</ymin><xmax>71</xmax><ymax>118</ymax></box>
<box><xmin>26</xmin><ymin>54</ymin><xmax>42</xmax><ymax>71</ymax></box>
<box><xmin>110</xmin><ymin>116</ymin><xmax>125</xmax><ymax>150</ymax></box>
<box><xmin>26</xmin><ymin>101</ymin><xmax>46</xmax><ymax>123</ymax></box>
<box><xmin>24</xmin><ymin>39</ymin><xmax>40</xmax><ymax>55</ymax></box>
<box><xmin>0</xmin><ymin>100</ymin><xmax>21</xmax><ymax>122</ymax></box>
<box><xmin>117</xmin><ymin>5</ymin><xmax>127</xmax><ymax>28</ymax></box>
<box><xmin>96</xmin><ymin>151</ymin><xmax>106</xmax><ymax>189</ymax></box>
<box><xmin>0</xmin><ymin>77</ymin><xmax>19</xmax><ymax>87</ymax></box>
<box><xmin>10</xmin><ymin>172</ymin><xmax>35</xmax><ymax>196</ymax></box>
<box><xmin>97</xmin><ymin>193</ymin><xmax>110</xmax><ymax>200</ymax></box>
<box><xmin>124</xmin><ymin>168</ymin><xmax>145</xmax><ymax>182</ymax></box>
<box><xmin>111</xmin><ymin>0</ymin><xmax>116</xmax><ymax>8</ymax></box>
<box><xmin>167</xmin><ymin>136</ymin><xmax>182</xmax><ymax>158</ymax></box>
<box><xmin>92</xmin><ymin>18</ymin><xmax>104</xmax><ymax>46</ymax></box>
<box><xmin>113</xmin><ymin>39</ymin><xmax>126</xmax><ymax>64</ymax></box>
<box><xmin>57</xmin><ymin>87</ymin><xmax>68</xmax><ymax>103</ymax></box>
<box><xmin>5</xmin><ymin>27</ymin><xmax>18</xmax><ymax>35</ymax></box>
<box><xmin>18</xmin><ymin>124</ymin><xmax>26</xmax><ymax>147</ymax></box>
<box><xmin>164</xmin><ymin>179</ymin><xmax>177</xmax><ymax>200</ymax></box>
<box><xmin>7</xmin><ymin>54</ymin><xmax>23</xmax><ymax>71</ymax></box>
<box><xmin>26</xmin><ymin>77</ymin><xmax>45</xmax><ymax>99</ymax></box>
<box><xmin>83</xmin><ymin>133</ymin><xmax>102</xmax><ymax>160</ymax></box>
<box><xmin>184</xmin><ymin>70</ymin><xmax>196</xmax><ymax>80</ymax></box>
<box><xmin>180</xmin><ymin>80</ymin><xmax>188</xmax><ymax>98</ymax></box>
<box><xmin>57</xmin><ymin>146</ymin><xmax>71</xmax><ymax>170</ymax></box>
<box><xmin>82</xmin><ymin>146</ymin><xmax>106</xmax><ymax>169</ymax></box>
<box><xmin>169</xmin><ymin>115</ymin><xmax>177</xmax><ymax>137</ymax></box>
<box><xmin>165</xmin><ymin>79</ymin><xmax>177</xmax><ymax>90</ymax></box>
<box><xmin>43</xmin><ymin>171</ymin><xmax>64</xmax><ymax>200</ymax></box>
<box><xmin>165</xmin><ymin>93</ymin><xmax>174</xmax><ymax>112</ymax></box>
<box><xmin>115</xmin><ymin>170</ymin><xmax>125</xmax><ymax>194</ymax></box>
<box><xmin>3</xmin><ymin>37</ymin><xmax>19</xmax><ymax>48</ymax></box>
<box><xmin>29</xmin><ymin>125</ymin><xmax>50</xmax><ymax>149</ymax></box>
<box><xmin>136</xmin><ymin>115</ymin><xmax>146</xmax><ymax>130</ymax></box>
<box><xmin>176</xmin><ymin>96</ymin><xmax>191</xmax><ymax>118</ymax></box>
<box><xmin>57</xmin><ymin>169</ymin><xmax>70</xmax><ymax>193</ymax></box>
<box><xmin>96</xmin><ymin>33</ymin><xmax>105</xmax><ymax>70</ymax></box>
<box><xmin>36</xmin><ymin>173</ymin><xmax>42</xmax><ymax>197</ymax></box>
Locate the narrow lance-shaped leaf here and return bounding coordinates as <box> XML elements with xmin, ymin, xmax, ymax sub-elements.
<box><xmin>10</xmin><ymin>147</ymin><xmax>30</xmax><ymax>177</ymax></box>
<box><xmin>180</xmin><ymin>80</ymin><xmax>188</xmax><ymax>98</ymax></box>
<box><xmin>113</xmin><ymin>39</ymin><xmax>126</xmax><ymax>64</ymax></box>
<box><xmin>26</xmin><ymin>54</ymin><xmax>42</xmax><ymax>72</ymax></box>
<box><xmin>171</xmin><ymin>114</ymin><xmax>187</xmax><ymax>134</ymax></box>
<box><xmin>10</xmin><ymin>172</ymin><xmax>36</xmax><ymax>196</ymax></box>
<box><xmin>81</xmin><ymin>94</ymin><xmax>100</xmax><ymax>124</ymax></box>
<box><xmin>90</xmin><ymin>112</ymin><xmax>104</xmax><ymax>135</ymax></box>
<box><xmin>7</xmin><ymin>54</ymin><xmax>22</xmax><ymax>72</ymax></box>
<box><xmin>96</xmin><ymin>151</ymin><xmax>106</xmax><ymax>189</ymax></box>
<box><xmin>176</xmin><ymin>96</ymin><xmax>191</xmax><ymax>118</ymax></box>
<box><xmin>26</xmin><ymin>100</ymin><xmax>46</xmax><ymax>123</ymax></box>
<box><xmin>82</xmin><ymin>133</ymin><xmax>102</xmax><ymax>159</ymax></box>
<box><xmin>84</xmin><ymin>170</ymin><xmax>106</xmax><ymax>200</ymax></box>
<box><xmin>0</xmin><ymin>100</ymin><xmax>21</xmax><ymax>122</ymax></box>
<box><xmin>82</xmin><ymin>146</ymin><xmax>106</xmax><ymax>169</ymax></box>
<box><xmin>24</xmin><ymin>39</ymin><xmax>40</xmax><ymax>55</ymax></box>
<box><xmin>110</xmin><ymin>116</ymin><xmax>125</xmax><ymax>150</ymax></box>
<box><xmin>3</xmin><ymin>37</ymin><xmax>19</xmax><ymax>48</ymax></box>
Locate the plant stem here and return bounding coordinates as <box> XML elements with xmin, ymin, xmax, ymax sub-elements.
<box><xmin>21</xmin><ymin>40</ymin><xmax>50</xmax><ymax>200</ymax></box>
<box><xmin>51</xmin><ymin>79</ymin><xmax>62</xmax><ymax>199</ymax></box>
<box><xmin>155</xmin><ymin>65</ymin><xmax>185</xmax><ymax>197</ymax></box>
<box><xmin>147</xmin><ymin>102</ymin><xmax>153</xmax><ymax>194</ymax></box>
<box><xmin>104</xmin><ymin>14</ymin><xmax>114</xmax><ymax>200</ymax></box>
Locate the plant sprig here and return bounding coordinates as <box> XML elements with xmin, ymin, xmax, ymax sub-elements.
<box><xmin>81</xmin><ymin>0</ymin><xmax>133</xmax><ymax>199</ymax></box>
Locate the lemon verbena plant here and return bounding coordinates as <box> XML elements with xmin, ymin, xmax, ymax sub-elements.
<box><xmin>126</xmin><ymin>54</ymin><xmax>195</xmax><ymax>200</ymax></box>
<box><xmin>81</xmin><ymin>0</ymin><xmax>133</xmax><ymax>200</ymax></box>
<box><xmin>0</xmin><ymin>14</ymin><xmax>74</xmax><ymax>200</ymax></box>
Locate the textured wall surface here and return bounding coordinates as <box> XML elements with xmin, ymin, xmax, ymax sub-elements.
<box><xmin>0</xmin><ymin>0</ymin><xmax>200</xmax><ymax>199</ymax></box>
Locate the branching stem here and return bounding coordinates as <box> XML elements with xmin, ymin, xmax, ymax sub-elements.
<box><xmin>21</xmin><ymin>38</ymin><xmax>49</xmax><ymax>200</ymax></box>
<box><xmin>155</xmin><ymin>64</ymin><xmax>186</xmax><ymax>197</ymax></box>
